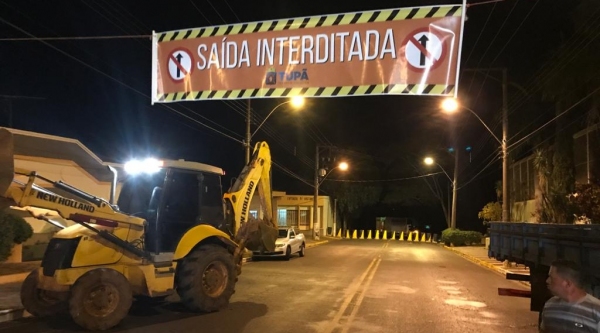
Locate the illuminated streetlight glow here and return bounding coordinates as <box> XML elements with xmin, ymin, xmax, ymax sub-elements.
<box><xmin>290</xmin><ymin>96</ymin><xmax>305</xmax><ymax>108</ymax></box>
<box><xmin>252</xmin><ymin>97</ymin><xmax>305</xmax><ymax>138</ymax></box>
<box><xmin>424</xmin><ymin>157</ymin><xmax>434</xmax><ymax>166</ymax></box>
<box><xmin>338</xmin><ymin>161</ymin><xmax>349</xmax><ymax>171</ymax></box>
<box><xmin>441</xmin><ymin>98</ymin><xmax>459</xmax><ymax>113</ymax></box>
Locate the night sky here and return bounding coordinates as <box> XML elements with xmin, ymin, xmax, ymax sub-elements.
<box><xmin>0</xmin><ymin>0</ymin><xmax>577</xmax><ymax>233</ymax></box>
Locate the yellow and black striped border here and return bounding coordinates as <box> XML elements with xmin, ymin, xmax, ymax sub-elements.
<box><xmin>156</xmin><ymin>84</ymin><xmax>455</xmax><ymax>102</ymax></box>
<box><xmin>157</xmin><ymin>5</ymin><xmax>462</xmax><ymax>42</ymax></box>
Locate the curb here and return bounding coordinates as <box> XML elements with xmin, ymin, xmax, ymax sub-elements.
<box><xmin>306</xmin><ymin>240</ymin><xmax>329</xmax><ymax>248</ymax></box>
<box><xmin>444</xmin><ymin>246</ymin><xmax>531</xmax><ymax>288</ymax></box>
<box><xmin>0</xmin><ymin>308</ymin><xmax>29</xmax><ymax>324</ymax></box>
<box><xmin>0</xmin><ymin>272</ymin><xmax>28</xmax><ymax>285</ymax></box>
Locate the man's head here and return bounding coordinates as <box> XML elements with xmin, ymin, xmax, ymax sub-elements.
<box><xmin>546</xmin><ymin>260</ymin><xmax>587</xmax><ymax>300</ymax></box>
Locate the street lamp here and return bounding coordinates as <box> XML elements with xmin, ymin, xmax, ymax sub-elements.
<box><xmin>424</xmin><ymin>157</ymin><xmax>452</xmax><ymax>182</ymax></box>
<box><xmin>314</xmin><ymin>159</ymin><xmax>349</xmax><ymax>240</ymax></box>
<box><xmin>441</xmin><ymin>97</ymin><xmax>508</xmax><ymax>222</ymax></box>
<box><xmin>424</xmin><ymin>156</ymin><xmax>455</xmax><ymax>229</ymax></box>
<box><xmin>245</xmin><ymin>96</ymin><xmax>305</xmax><ymax>163</ymax></box>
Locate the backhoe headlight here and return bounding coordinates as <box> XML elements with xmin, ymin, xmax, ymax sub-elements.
<box><xmin>124</xmin><ymin>158</ymin><xmax>163</xmax><ymax>175</ymax></box>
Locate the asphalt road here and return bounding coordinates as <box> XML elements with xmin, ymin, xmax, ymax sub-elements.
<box><xmin>0</xmin><ymin>240</ymin><xmax>538</xmax><ymax>333</ymax></box>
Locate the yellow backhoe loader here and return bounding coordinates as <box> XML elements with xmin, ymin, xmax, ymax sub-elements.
<box><xmin>0</xmin><ymin>128</ymin><xmax>277</xmax><ymax>330</ymax></box>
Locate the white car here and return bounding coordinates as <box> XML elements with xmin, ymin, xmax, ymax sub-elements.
<box><xmin>252</xmin><ymin>227</ymin><xmax>306</xmax><ymax>260</ymax></box>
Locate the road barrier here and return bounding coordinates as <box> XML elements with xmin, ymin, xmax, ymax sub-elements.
<box><xmin>333</xmin><ymin>229</ymin><xmax>435</xmax><ymax>243</ymax></box>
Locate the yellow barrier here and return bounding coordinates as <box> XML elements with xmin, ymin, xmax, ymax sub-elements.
<box><xmin>421</xmin><ymin>233</ymin><xmax>426</xmax><ymax>242</ymax></box>
<box><xmin>352</xmin><ymin>230</ymin><xmax>358</xmax><ymax>239</ymax></box>
<box><xmin>360</xmin><ymin>230</ymin><xmax>365</xmax><ymax>239</ymax></box>
<box><xmin>336</xmin><ymin>229</ymin><xmax>342</xmax><ymax>238</ymax></box>
<box><xmin>407</xmin><ymin>232</ymin><xmax>412</xmax><ymax>242</ymax></box>
<box><xmin>346</xmin><ymin>230</ymin><xmax>350</xmax><ymax>239</ymax></box>
<box><xmin>399</xmin><ymin>232</ymin><xmax>404</xmax><ymax>241</ymax></box>
<box><xmin>392</xmin><ymin>231</ymin><xmax>396</xmax><ymax>240</ymax></box>
<box><xmin>427</xmin><ymin>234</ymin><xmax>432</xmax><ymax>242</ymax></box>
<box><xmin>383</xmin><ymin>230</ymin><xmax>388</xmax><ymax>240</ymax></box>
<box><xmin>375</xmin><ymin>230</ymin><xmax>380</xmax><ymax>240</ymax></box>
<box><xmin>367</xmin><ymin>230</ymin><xmax>372</xmax><ymax>239</ymax></box>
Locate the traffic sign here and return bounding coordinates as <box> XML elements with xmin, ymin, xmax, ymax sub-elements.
<box><xmin>167</xmin><ymin>48</ymin><xmax>193</xmax><ymax>82</ymax></box>
<box><xmin>404</xmin><ymin>29</ymin><xmax>446</xmax><ymax>72</ymax></box>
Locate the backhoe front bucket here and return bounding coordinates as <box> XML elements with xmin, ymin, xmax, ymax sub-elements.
<box><xmin>0</xmin><ymin>128</ymin><xmax>15</xmax><ymax>209</ymax></box>
<box><xmin>235</xmin><ymin>217</ymin><xmax>278</xmax><ymax>252</ymax></box>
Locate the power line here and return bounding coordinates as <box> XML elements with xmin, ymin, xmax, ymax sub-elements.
<box><xmin>204</xmin><ymin>0</ymin><xmax>227</xmax><ymax>23</ymax></box>
<box><xmin>490</xmin><ymin>0</ymin><xmax>539</xmax><ymax>65</ymax></box>
<box><xmin>509</xmin><ymin>85</ymin><xmax>600</xmax><ymax>150</ymax></box>
<box><xmin>326</xmin><ymin>172</ymin><xmax>443</xmax><ymax>183</ymax></box>
<box><xmin>0</xmin><ymin>35</ymin><xmax>149</xmax><ymax>41</ymax></box>
<box><xmin>505</xmin><ymin>4</ymin><xmax>600</xmax><ymax>115</ymax></box>
<box><xmin>223</xmin><ymin>0</ymin><xmax>241</xmax><ymax>22</ymax></box>
<box><xmin>456</xmin><ymin>152</ymin><xmax>501</xmax><ymax>190</ymax></box>
<box><xmin>464</xmin><ymin>2</ymin><xmax>497</xmax><ymax>92</ymax></box>
<box><xmin>272</xmin><ymin>161</ymin><xmax>313</xmax><ymax>187</ymax></box>
<box><xmin>0</xmin><ymin>15</ymin><xmax>243</xmax><ymax>144</ymax></box>
<box><xmin>189</xmin><ymin>0</ymin><xmax>214</xmax><ymax>25</ymax></box>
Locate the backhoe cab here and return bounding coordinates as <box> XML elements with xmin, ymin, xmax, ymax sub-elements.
<box><xmin>0</xmin><ymin>128</ymin><xmax>277</xmax><ymax>331</ymax></box>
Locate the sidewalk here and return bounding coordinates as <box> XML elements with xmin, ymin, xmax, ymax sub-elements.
<box><xmin>0</xmin><ymin>238</ymin><xmax>332</xmax><ymax>324</ymax></box>
<box><xmin>444</xmin><ymin>245</ymin><xmax>531</xmax><ymax>286</ymax></box>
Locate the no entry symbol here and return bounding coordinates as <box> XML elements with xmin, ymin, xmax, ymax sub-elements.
<box><xmin>168</xmin><ymin>49</ymin><xmax>193</xmax><ymax>82</ymax></box>
<box><xmin>404</xmin><ymin>30</ymin><xmax>445</xmax><ymax>71</ymax></box>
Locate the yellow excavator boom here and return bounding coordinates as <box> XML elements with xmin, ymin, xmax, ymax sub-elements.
<box><xmin>225</xmin><ymin>142</ymin><xmax>278</xmax><ymax>256</ymax></box>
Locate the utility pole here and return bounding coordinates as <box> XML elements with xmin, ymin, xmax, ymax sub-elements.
<box><xmin>451</xmin><ymin>147</ymin><xmax>458</xmax><ymax>229</ymax></box>
<box><xmin>313</xmin><ymin>144</ymin><xmax>320</xmax><ymax>240</ymax></box>
<box><xmin>461</xmin><ymin>67</ymin><xmax>514</xmax><ymax>222</ymax></box>
<box><xmin>501</xmin><ymin>68</ymin><xmax>509</xmax><ymax>222</ymax></box>
<box><xmin>245</xmin><ymin>100</ymin><xmax>251</xmax><ymax>164</ymax></box>
<box><xmin>333</xmin><ymin>198</ymin><xmax>337</xmax><ymax>237</ymax></box>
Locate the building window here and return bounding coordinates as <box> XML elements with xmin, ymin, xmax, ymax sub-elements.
<box><xmin>287</xmin><ymin>210</ymin><xmax>298</xmax><ymax>227</ymax></box>
<box><xmin>250</xmin><ymin>210</ymin><xmax>258</xmax><ymax>219</ymax></box>
<box><xmin>277</xmin><ymin>209</ymin><xmax>287</xmax><ymax>227</ymax></box>
<box><xmin>299</xmin><ymin>210</ymin><xmax>309</xmax><ymax>227</ymax></box>
<box><xmin>278</xmin><ymin>208</ymin><xmax>299</xmax><ymax>227</ymax></box>
<box><xmin>510</xmin><ymin>157</ymin><xmax>535</xmax><ymax>202</ymax></box>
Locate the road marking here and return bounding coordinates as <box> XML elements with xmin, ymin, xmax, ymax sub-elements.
<box><xmin>324</xmin><ymin>255</ymin><xmax>380</xmax><ymax>333</ymax></box>
<box><xmin>323</xmin><ymin>253</ymin><xmax>388</xmax><ymax>333</ymax></box>
<box><xmin>341</xmin><ymin>257</ymin><xmax>381</xmax><ymax>333</ymax></box>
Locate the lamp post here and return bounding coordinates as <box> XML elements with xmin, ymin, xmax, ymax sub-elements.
<box><xmin>441</xmin><ymin>97</ymin><xmax>508</xmax><ymax>222</ymax></box>
<box><xmin>313</xmin><ymin>153</ymin><xmax>348</xmax><ymax>241</ymax></box>
<box><xmin>424</xmin><ymin>157</ymin><xmax>456</xmax><ymax>229</ymax></box>
<box><xmin>245</xmin><ymin>96</ymin><xmax>305</xmax><ymax>163</ymax></box>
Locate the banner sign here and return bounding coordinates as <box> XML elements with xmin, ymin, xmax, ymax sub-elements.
<box><xmin>151</xmin><ymin>5</ymin><xmax>464</xmax><ymax>104</ymax></box>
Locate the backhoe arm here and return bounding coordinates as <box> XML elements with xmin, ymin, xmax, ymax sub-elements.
<box><xmin>223</xmin><ymin>142</ymin><xmax>278</xmax><ymax>261</ymax></box>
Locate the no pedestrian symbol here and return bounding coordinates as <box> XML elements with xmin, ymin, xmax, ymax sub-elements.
<box><xmin>404</xmin><ymin>30</ymin><xmax>445</xmax><ymax>71</ymax></box>
<box><xmin>168</xmin><ymin>49</ymin><xmax>193</xmax><ymax>82</ymax></box>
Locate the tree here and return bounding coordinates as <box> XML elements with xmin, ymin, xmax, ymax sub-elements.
<box><xmin>329</xmin><ymin>182</ymin><xmax>380</xmax><ymax>230</ymax></box>
<box><xmin>0</xmin><ymin>210</ymin><xmax>33</xmax><ymax>262</ymax></box>
<box><xmin>478</xmin><ymin>202</ymin><xmax>502</xmax><ymax>222</ymax></box>
<box><xmin>568</xmin><ymin>180</ymin><xmax>600</xmax><ymax>224</ymax></box>
<box><xmin>533</xmin><ymin>148</ymin><xmax>574</xmax><ymax>224</ymax></box>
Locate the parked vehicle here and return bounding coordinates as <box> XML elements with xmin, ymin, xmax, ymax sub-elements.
<box><xmin>488</xmin><ymin>222</ymin><xmax>600</xmax><ymax>324</ymax></box>
<box><xmin>252</xmin><ymin>227</ymin><xmax>305</xmax><ymax>260</ymax></box>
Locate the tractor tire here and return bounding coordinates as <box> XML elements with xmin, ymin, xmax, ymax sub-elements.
<box><xmin>69</xmin><ymin>268</ymin><xmax>132</xmax><ymax>331</ymax></box>
<box><xmin>20</xmin><ymin>270</ymin><xmax>68</xmax><ymax>317</ymax></box>
<box><xmin>176</xmin><ymin>244</ymin><xmax>236</xmax><ymax>312</ymax></box>
<box><xmin>298</xmin><ymin>243</ymin><xmax>305</xmax><ymax>257</ymax></box>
